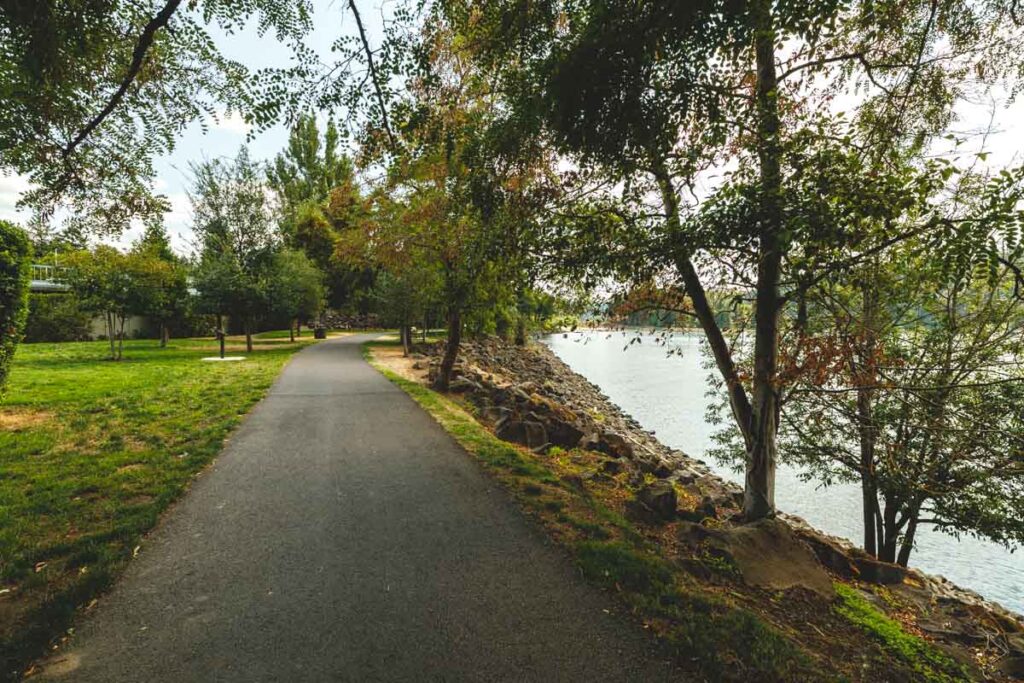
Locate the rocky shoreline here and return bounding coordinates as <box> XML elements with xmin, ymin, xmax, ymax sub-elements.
<box><xmin>413</xmin><ymin>337</ymin><xmax>1024</xmax><ymax>678</ymax></box>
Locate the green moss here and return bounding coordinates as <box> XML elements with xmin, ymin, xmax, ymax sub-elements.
<box><xmin>575</xmin><ymin>540</ymin><xmax>674</xmax><ymax>593</ymax></box>
<box><xmin>834</xmin><ymin>583</ymin><xmax>968</xmax><ymax>682</ymax></box>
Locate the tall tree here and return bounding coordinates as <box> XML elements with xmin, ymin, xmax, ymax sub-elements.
<box><xmin>267</xmin><ymin>115</ymin><xmax>354</xmax><ymax>227</ymax></box>
<box><xmin>131</xmin><ymin>223</ymin><xmax>188</xmax><ymax>347</ymax></box>
<box><xmin>267</xmin><ymin>248</ymin><xmax>325</xmax><ymax>341</ymax></box>
<box><xmin>266</xmin><ymin>116</ymin><xmax>371</xmax><ymax>311</ymax></box>
<box><xmin>190</xmin><ymin>147</ymin><xmax>279</xmax><ymax>352</ymax></box>
<box><xmin>450</xmin><ymin>0</ymin><xmax>1024</xmax><ymax>520</ymax></box>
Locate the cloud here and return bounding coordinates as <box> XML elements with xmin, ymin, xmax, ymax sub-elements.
<box><xmin>0</xmin><ymin>173</ymin><xmax>32</xmax><ymax>222</ymax></box>
<box><xmin>211</xmin><ymin>110</ymin><xmax>252</xmax><ymax>135</ymax></box>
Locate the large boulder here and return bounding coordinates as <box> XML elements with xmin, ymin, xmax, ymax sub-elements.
<box><xmin>678</xmin><ymin>518</ymin><xmax>834</xmax><ymax>598</ymax></box>
<box><xmin>496</xmin><ymin>419</ymin><xmax>548</xmax><ymax>449</ymax></box>
<box><xmin>852</xmin><ymin>556</ymin><xmax>908</xmax><ymax>585</ymax></box>
<box><xmin>596</xmin><ymin>432</ymin><xmax>635</xmax><ymax>459</ymax></box>
<box><xmin>635</xmin><ymin>481</ymin><xmax>678</xmax><ymax>521</ymax></box>
<box><xmin>545</xmin><ymin>417</ymin><xmax>585</xmax><ymax>449</ymax></box>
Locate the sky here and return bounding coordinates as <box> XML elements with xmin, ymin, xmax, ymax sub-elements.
<box><xmin>0</xmin><ymin>0</ymin><xmax>382</xmax><ymax>255</ymax></box>
<box><xmin>1</xmin><ymin>2</ymin><xmax>1022</xmax><ymax>256</ymax></box>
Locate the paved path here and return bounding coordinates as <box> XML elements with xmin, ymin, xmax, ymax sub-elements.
<box><xmin>39</xmin><ymin>335</ymin><xmax>679</xmax><ymax>682</ymax></box>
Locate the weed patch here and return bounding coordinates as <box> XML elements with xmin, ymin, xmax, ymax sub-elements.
<box><xmin>834</xmin><ymin>583</ymin><xmax>968</xmax><ymax>682</ymax></box>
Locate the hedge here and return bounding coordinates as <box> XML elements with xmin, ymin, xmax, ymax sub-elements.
<box><xmin>0</xmin><ymin>220</ymin><xmax>32</xmax><ymax>396</ymax></box>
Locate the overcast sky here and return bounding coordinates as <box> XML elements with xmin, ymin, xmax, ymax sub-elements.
<box><xmin>0</xmin><ymin>0</ymin><xmax>378</xmax><ymax>254</ymax></box>
<box><xmin>1</xmin><ymin>2</ymin><xmax>1021</xmax><ymax>256</ymax></box>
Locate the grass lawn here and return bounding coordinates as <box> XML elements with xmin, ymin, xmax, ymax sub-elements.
<box><xmin>0</xmin><ymin>333</ymin><xmax>328</xmax><ymax>678</ymax></box>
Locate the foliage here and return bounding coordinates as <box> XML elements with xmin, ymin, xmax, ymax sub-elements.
<box><xmin>266</xmin><ymin>248</ymin><xmax>325</xmax><ymax>335</ymax></box>
<box><xmin>131</xmin><ymin>223</ymin><xmax>190</xmax><ymax>346</ymax></box>
<box><xmin>23</xmin><ymin>294</ymin><xmax>92</xmax><ymax>344</ymax></box>
<box><xmin>61</xmin><ymin>245</ymin><xmax>186</xmax><ymax>360</ymax></box>
<box><xmin>0</xmin><ymin>220</ymin><xmax>32</xmax><ymax>397</ymax></box>
<box><xmin>267</xmin><ymin>115</ymin><xmax>355</xmax><ymax>233</ymax></box>
<box><xmin>190</xmin><ymin>147</ymin><xmax>280</xmax><ymax>349</ymax></box>
<box><xmin>834</xmin><ymin>584</ymin><xmax>968</xmax><ymax>682</ymax></box>
<box><xmin>0</xmin><ymin>0</ymin><xmax>313</xmax><ymax>232</ymax></box>
<box><xmin>446</xmin><ymin>0</ymin><xmax>1024</xmax><ymax>521</ymax></box>
<box><xmin>778</xmin><ymin>246</ymin><xmax>1023</xmax><ymax>565</ymax></box>
<box><xmin>0</xmin><ymin>334</ymin><xmax>319</xmax><ymax>677</ymax></box>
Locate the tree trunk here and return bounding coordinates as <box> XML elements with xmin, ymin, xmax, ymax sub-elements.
<box><xmin>744</xmin><ymin>0</ymin><xmax>784</xmax><ymax>520</ymax></box>
<box><xmin>515</xmin><ymin>316</ymin><xmax>527</xmax><ymax>346</ymax></box>
<box><xmin>897</xmin><ymin>510</ymin><xmax>919</xmax><ymax>567</ymax></box>
<box><xmin>856</xmin><ymin>282</ymin><xmax>880</xmax><ymax>556</ymax></box>
<box><xmin>879</xmin><ymin>495</ymin><xmax>901</xmax><ymax>563</ymax></box>
<box><xmin>297</xmin><ymin>320</ymin><xmax>302</xmax><ymax>338</ymax></box>
<box><xmin>434</xmin><ymin>308</ymin><xmax>462</xmax><ymax>391</ymax></box>
<box><xmin>160</xmin><ymin>323</ymin><xmax>169</xmax><ymax>348</ymax></box>
<box><xmin>653</xmin><ymin>161</ymin><xmax>754</xmax><ymax>453</ymax></box>
<box><xmin>290</xmin><ymin>319</ymin><xmax>295</xmax><ymax>343</ymax></box>
<box><xmin>401</xmin><ymin>323</ymin><xmax>410</xmax><ymax>357</ymax></box>
<box><xmin>117</xmin><ymin>315</ymin><xmax>126</xmax><ymax>361</ymax></box>
<box><xmin>106</xmin><ymin>311</ymin><xmax>116</xmax><ymax>360</ymax></box>
<box><xmin>245</xmin><ymin>318</ymin><xmax>253</xmax><ymax>353</ymax></box>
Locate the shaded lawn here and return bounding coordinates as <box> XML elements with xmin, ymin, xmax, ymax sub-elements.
<box><xmin>0</xmin><ymin>335</ymin><xmax>320</xmax><ymax>678</ymax></box>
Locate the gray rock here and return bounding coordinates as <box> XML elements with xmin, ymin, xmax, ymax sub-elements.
<box><xmin>496</xmin><ymin>419</ymin><xmax>547</xmax><ymax>449</ymax></box>
<box><xmin>546</xmin><ymin>418</ymin><xmax>585</xmax><ymax>449</ymax></box>
<box><xmin>597</xmin><ymin>432</ymin><xmax>634</xmax><ymax>459</ymax></box>
<box><xmin>636</xmin><ymin>481</ymin><xmax>677</xmax><ymax>521</ymax></box>
<box><xmin>449</xmin><ymin>377</ymin><xmax>482</xmax><ymax>394</ymax></box>
<box><xmin>678</xmin><ymin>518</ymin><xmax>834</xmax><ymax>598</ymax></box>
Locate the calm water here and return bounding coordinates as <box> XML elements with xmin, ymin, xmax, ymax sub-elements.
<box><xmin>543</xmin><ymin>330</ymin><xmax>1024</xmax><ymax>614</ymax></box>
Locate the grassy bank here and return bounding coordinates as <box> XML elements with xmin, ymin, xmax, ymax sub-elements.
<box><xmin>0</xmin><ymin>334</ymin><xmax>325</xmax><ymax>679</ymax></box>
<box><xmin>365</xmin><ymin>340</ymin><xmax>970</xmax><ymax>682</ymax></box>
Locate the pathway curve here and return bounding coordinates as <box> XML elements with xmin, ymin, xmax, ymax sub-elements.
<box><xmin>38</xmin><ymin>335</ymin><xmax>679</xmax><ymax>682</ymax></box>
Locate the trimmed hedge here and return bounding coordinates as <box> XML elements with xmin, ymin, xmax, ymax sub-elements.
<box><xmin>1</xmin><ymin>220</ymin><xmax>32</xmax><ymax>396</ymax></box>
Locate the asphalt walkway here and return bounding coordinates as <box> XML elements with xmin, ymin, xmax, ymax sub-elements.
<box><xmin>38</xmin><ymin>334</ymin><xmax>678</xmax><ymax>682</ymax></box>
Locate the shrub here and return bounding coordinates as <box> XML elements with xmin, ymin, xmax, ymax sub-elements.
<box><xmin>0</xmin><ymin>220</ymin><xmax>32</xmax><ymax>396</ymax></box>
<box><xmin>24</xmin><ymin>293</ymin><xmax>92</xmax><ymax>343</ymax></box>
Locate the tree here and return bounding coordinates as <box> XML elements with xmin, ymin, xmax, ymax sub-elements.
<box><xmin>451</xmin><ymin>0</ymin><xmax>1024</xmax><ymax>521</ymax></box>
<box><xmin>267</xmin><ymin>116</ymin><xmax>354</xmax><ymax>230</ymax></box>
<box><xmin>0</xmin><ymin>1</ymin><xmax>313</xmax><ymax>232</ymax></box>
<box><xmin>190</xmin><ymin>147</ymin><xmax>279</xmax><ymax>353</ymax></box>
<box><xmin>64</xmin><ymin>247</ymin><xmax>135</xmax><ymax>360</ymax></box>
<box><xmin>267</xmin><ymin>249</ymin><xmax>325</xmax><ymax>342</ymax></box>
<box><xmin>131</xmin><ymin>223</ymin><xmax>189</xmax><ymax>347</ymax></box>
<box><xmin>770</xmin><ymin>243</ymin><xmax>1024</xmax><ymax>567</ymax></box>
<box><xmin>265</xmin><ymin>116</ymin><xmax>371</xmax><ymax>312</ymax></box>
<box><xmin>373</xmin><ymin>267</ymin><xmax>442</xmax><ymax>356</ymax></box>
<box><xmin>0</xmin><ymin>220</ymin><xmax>31</xmax><ymax>397</ymax></box>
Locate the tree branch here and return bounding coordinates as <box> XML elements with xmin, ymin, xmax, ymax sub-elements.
<box><xmin>63</xmin><ymin>0</ymin><xmax>183</xmax><ymax>159</ymax></box>
<box><xmin>347</xmin><ymin>0</ymin><xmax>397</xmax><ymax>152</ymax></box>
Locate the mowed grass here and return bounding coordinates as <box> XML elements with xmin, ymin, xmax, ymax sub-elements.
<box><xmin>0</xmin><ymin>334</ymin><xmax>322</xmax><ymax>678</ymax></box>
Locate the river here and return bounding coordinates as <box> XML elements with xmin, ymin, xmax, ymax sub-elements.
<box><xmin>543</xmin><ymin>330</ymin><xmax>1024</xmax><ymax>614</ymax></box>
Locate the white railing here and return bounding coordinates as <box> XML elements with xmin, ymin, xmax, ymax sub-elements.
<box><xmin>30</xmin><ymin>264</ymin><xmax>71</xmax><ymax>292</ymax></box>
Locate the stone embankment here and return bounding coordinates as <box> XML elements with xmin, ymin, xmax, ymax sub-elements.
<box><xmin>414</xmin><ymin>337</ymin><xmax>1024</xmax><ymax>677</ymax></box>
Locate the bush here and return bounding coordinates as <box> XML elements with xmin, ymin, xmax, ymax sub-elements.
<box><xmin>1</xmin><ymin>220</ymin><xmax>32</xmax><ymax>395</ymax></box>
<box><xmin>24</xmin><ymin>293</ymin><xmax>92</xmax><ymax>343</ymax></box>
